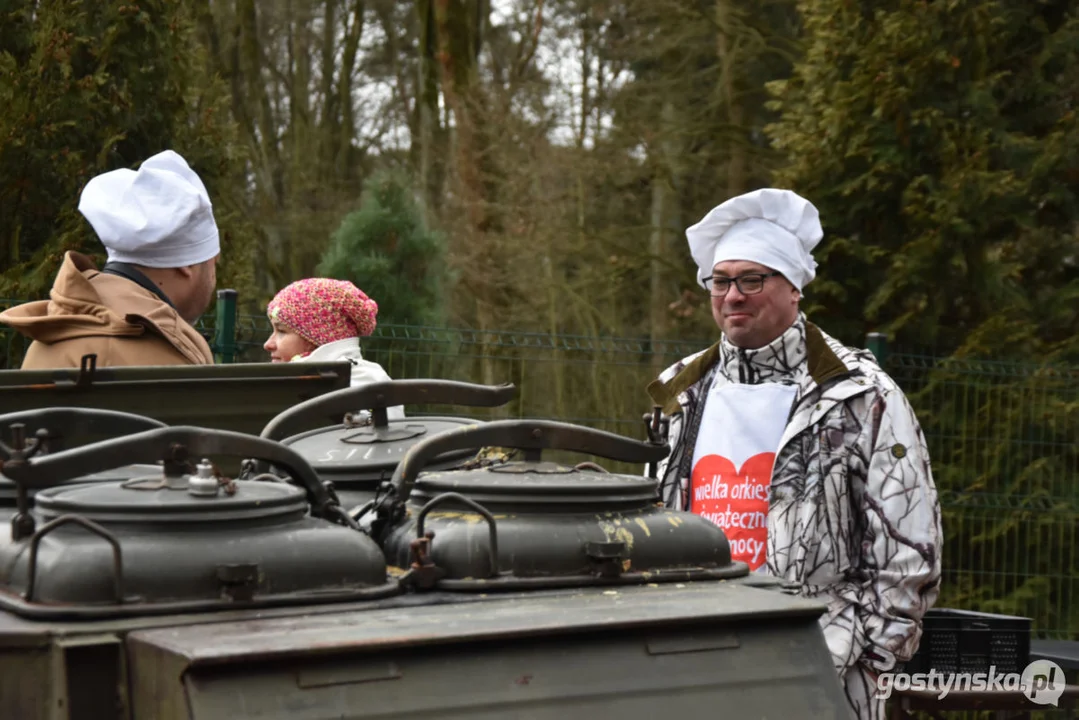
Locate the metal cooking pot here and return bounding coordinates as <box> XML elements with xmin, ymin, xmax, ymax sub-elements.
<box><xmin>0</xmin><ymin>424</ymin><xmax>395</xmax><ymax>619</ymax></box>
<box><xmin>363</xmin><ymin>419</ymin><xmax>750</xmax><ymax>592</ymax></box>
<box><xmin>0</xmin><ymin>408</ymin><xmax>169</xmax><ymax>509</ymax></box>
<box><xmin>255</xmin><ymin>379</ymin><xmax>518</xmax><ymax>514</ymax></box>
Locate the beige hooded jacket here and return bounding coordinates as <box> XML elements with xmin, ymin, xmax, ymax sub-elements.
<box><xmin>0</xmin><ymin>252</ymin><xmax>213</xmax><ymax>369</ymax></box>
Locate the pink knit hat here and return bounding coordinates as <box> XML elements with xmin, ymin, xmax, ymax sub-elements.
<box><xmin>266</xmin><ymin>278</ymin><xmax>378</xmax><ymax>347</ymax></box>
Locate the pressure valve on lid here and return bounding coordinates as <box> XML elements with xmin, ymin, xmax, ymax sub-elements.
<box><xmin>187</xmin><ymin>459</ymin><xmax>219</xmax><ymax>498</ymax></box>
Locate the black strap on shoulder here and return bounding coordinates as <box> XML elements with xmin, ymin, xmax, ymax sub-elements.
<box><xmin>100</xmin><ymin>261</ymin><xmax>177</xmax><ymax>310</ymax></box>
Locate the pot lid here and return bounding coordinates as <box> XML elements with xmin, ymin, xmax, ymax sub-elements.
<box><xmin>0</xmin><ymin>464</ymin><xmax>163</xmax><ymax>505</ymax></box>
<box><xmin>363</xmin><ymin>419</ymin><xmax>670</xmax><ymax>534</ymax></box>
<box><xmin>410</xmin><ymin>461</ymin><xmax>659</xmax><ymax>509</ymax></box>
<box><xmin>282</xmin><ymin>416</ymin><xmax>481</xmax><ymax>476</ymax></box>
<box><xmin>34</xmin><ymin>460</ymin><xmax>307</xmax><ymax>524</ymax></box>
<box><xmin>259</xmin><ymin>379</ymin><xmax>517</xmax><ymax>443</ymax></box>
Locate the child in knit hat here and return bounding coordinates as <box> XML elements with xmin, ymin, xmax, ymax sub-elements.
<box><xmin>264</xmin><ymin>278</ymin><xmax>404</xmax><ymax>419</ymax></box>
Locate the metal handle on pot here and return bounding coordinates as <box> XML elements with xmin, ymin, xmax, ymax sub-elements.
<box><xmin>0</xmin><ymin>426</ymin><xmax>345</xmax><ymax>525</ymax></box>
<box><xmin>259</xmin><ymin>379</ymin><xmax>518</xmax><ymax>441</ymax></box>
<box><xmin>386</xmin><ymin>419</ymin><xmax>670</xmax><ymax>504</ymax></box>
<box><xmin>0</xmin><ymin>408</ymin><xmax>167</xmax><ymax>458</ymax></box>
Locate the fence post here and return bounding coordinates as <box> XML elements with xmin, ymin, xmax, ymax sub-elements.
<box><xmin>866</xmin><ymin>332</ymin><xmax>889</xmax><ymax>365</ymax></box>
<box><xmin>214</xmin><ymin>289</ymin><xmax>238</xmax><ymax>364</ymax></box>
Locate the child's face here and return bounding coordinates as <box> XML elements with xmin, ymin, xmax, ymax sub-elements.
<box><xmin>264</xmin><ymin>322</ymin><xmax>317</xmax><ymax>362</ymax></box>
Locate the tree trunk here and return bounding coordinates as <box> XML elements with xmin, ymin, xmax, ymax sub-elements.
<box><xmin>716</xmin><ymin>0</ymin><xmax>746</xmax><ymax>197</ymax></box>
<box><xmin>649</xmin><ymin>167</ymin><xmax>671</xmax><ymax>374</ymax></box>
<box><xmin>336</xmin><ymin>0</ymin><xmax>364</xmax><ymax>184</ymax></box>
<box><xmin>413</xmin><ymin>0</ymin><xmax>443</xmax><ymax>221</ymax></box>
<box><xmin>237</xmin><ymin>0</ymin><xmax>287</xmax><ymax>292</ymax></box>
<box><xmin>433</xmin><ymin>0</ymin><xmax>506</xmax><ymax>382</ymax></box>
<box><xmin>649</xmin><ymin>99</ymin><xmax>684</xmax><ymax>374</ymax></box>
<box><xmin>576</xmin><ymin>9</ymin><xmax>591</xmax><ymax>247</ymax></box>
<box><xmin>433</xmin><ymin>0</ymin><xmax>488</xmax><ymax>232</ymax></box>
<box><xmin>318</xmin><ymin>0</ymin><xmax>338</xmax><ymax>180</ymax></box>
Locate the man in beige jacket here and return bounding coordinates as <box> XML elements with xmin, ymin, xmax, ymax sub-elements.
<box><xmin>0</xmin><ymin>150</ymin><xmax>219</xmax><ymax>369</ymax></box>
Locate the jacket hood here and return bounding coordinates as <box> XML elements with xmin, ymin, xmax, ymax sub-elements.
<box><xmin>0</xmin><ymin>252</ymin><xmax>210</xmax><ymax>363</ymax></box>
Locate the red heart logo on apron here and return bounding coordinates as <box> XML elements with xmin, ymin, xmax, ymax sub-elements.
<box><xmin>690</xmin><ymin>452</ymin><xmax>775</xmax><ymax>570</ymax></box>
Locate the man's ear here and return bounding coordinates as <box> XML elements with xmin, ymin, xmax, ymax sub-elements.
<box><xmin>175</xmin><ymin>265</ymin><xmax>195</xmax><ymax>279</ymax></box>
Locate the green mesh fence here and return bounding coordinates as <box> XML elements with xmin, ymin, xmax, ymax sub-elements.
<box><xmin>2</xmin><ymin>299</ymin><xmax>1077</xmax><ymax>653</ymax></box>
<box><xmin>886</xmin><ymin>351</ymin><xmax>1079</xmax><ymax>642</ymax></box>
<box><xmin>233</xmin><ymin>317</ymin><xmax>705</xmax><ymax>437</ymax></box>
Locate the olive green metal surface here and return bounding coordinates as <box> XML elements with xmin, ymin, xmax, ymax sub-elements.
<box><xmin>0</xmin><ymin>361</ymin><xmax>352</xmax><ymax>437</ymax></box>
<box><xmin>124</xmin><ymin>582</ymin><xmax>846</xmax><ymax>720</ymax></box>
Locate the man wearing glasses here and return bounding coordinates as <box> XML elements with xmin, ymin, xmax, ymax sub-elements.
<box><xmin>645</xmin><ymin>188</ymin><xmax>942</xmax><ymax>720</ymax></box>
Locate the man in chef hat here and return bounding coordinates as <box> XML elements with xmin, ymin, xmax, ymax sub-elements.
<box><xmin>0</xmin><ymin>150</ymin><xmax>219</xmax><ymax>369</ymax></box>
<box><xmin>645</xmin><ymin>189</ymin><xmax>942</xmax><ymax>720</ymax></box>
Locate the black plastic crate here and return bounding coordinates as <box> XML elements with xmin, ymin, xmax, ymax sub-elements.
<box><xmin>903</xmin><ymin>608</ymin><xmax>1032</xmax><ymax>675</ymax></box>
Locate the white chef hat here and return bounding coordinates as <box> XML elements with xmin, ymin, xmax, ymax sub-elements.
<box><xmin>77</xmin><ymin>150</ymin><xmax>220</xmax><ymax>269</ymax></box>
<box><xmin>686</xmin><ymin>188</ymin><xmax>823</xmax><ymax>291</ymax></box>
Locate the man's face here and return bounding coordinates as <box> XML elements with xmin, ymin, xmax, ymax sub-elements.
<box><xmin>710</xmin><ymin>260</ymin><xmax>800</xmax><ymax>349</ymax></box>
<box><xmin>176</xmin><ymin>255</ymin><xmax>218</xmax><ymax>324</ymax></box>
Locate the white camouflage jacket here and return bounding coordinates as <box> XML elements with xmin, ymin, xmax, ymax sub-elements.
<box><xmin>646</xmin><ymin>314</ymin><xmax>942</xmax><ymax>719</ymax></box>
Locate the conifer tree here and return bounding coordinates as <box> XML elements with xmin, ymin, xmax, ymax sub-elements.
<box><xmin>765</xmin><ymin>0</ymin><xmax>1079</xmax><ymax>355</ymax></box>
<box><xmin>766</xmin><ymin>0</ymin><xmax>1079</xmax><ymax>634</ymax></box>
<box><xmin>0</xmin><ymin>0</ymin><xmax>256</xmax><ymax>301</ymax></box>
<box><xmin>317</xmin><ymin>170</ymin><xmax>448</xmax><ymax>327</ymax></box>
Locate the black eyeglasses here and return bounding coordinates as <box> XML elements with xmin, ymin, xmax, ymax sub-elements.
<box><xmin>704</xmin><ymin>271</ymin><xmax>782</xmax><ymax>297</ymax></box>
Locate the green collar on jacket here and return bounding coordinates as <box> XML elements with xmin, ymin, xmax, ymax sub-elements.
<box><xmin>645</xmin><ymin>321</ymin><xmax>851</xmax><ymax>416</ymax></box>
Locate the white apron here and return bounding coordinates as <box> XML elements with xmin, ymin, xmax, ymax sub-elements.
<box><xmin>689</xmin><ymin>382</ymin><xmax>797</xmax><ymax>571</ymax></box>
